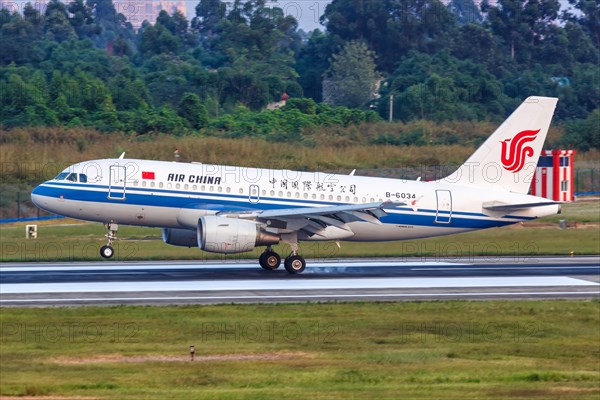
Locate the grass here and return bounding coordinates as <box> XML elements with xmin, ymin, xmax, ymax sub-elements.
<box><xmin>1</xmin><ymin>127</ymin><xmax>599</xmax><ymax>183</ymax></box>
<box><xmin>1</xmin><ymin>201</ymin><xmax>598</xmax><ymax>262</ymax></box>
<box><xmin>0</xmin><ymin>301</ymin><xmax>598</xmax><ymax>399</ymax></box>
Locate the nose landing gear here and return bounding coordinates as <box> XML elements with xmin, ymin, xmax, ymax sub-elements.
<box><xmin>100</xmin><ymin>222</ymin><xmax>118</xmax><ymax>259</ymax></box>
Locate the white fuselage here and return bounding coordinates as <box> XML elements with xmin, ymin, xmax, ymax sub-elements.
<box><xmin>32</xmin><ymin>158</ymin><xmax>560</xmax><ymax>242</ymax></box>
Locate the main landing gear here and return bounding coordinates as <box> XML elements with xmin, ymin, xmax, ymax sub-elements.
<box><xmin>259</xmin><ymin>247</ymin><xmax>281</xmax><ymax>270</ymax></box>
<box><xmin>100</xmin><ymin>222</ymin><xmax>118</xmax><ymax>259</ymax></box>
<box><xmin>259</xmin><ymin>237</ymin><xmax>306</xmax><ymax>274</ymax></box>
<box><xmin>284</xmin><ymin>254</ymin><xmax>306</xmax><ymax>274</ymax></box>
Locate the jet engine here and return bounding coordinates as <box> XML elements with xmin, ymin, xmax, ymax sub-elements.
<box><xmin>198</xmin><ymin>216</ymin><xmax>280</xmax><ymax>254</ymax></box>
<box><xmin>162</xmin><ymin>228</ymin><xmax>197</xmax><ymax>247</ymax></box>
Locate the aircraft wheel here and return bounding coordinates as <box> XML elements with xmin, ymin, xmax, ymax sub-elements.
<box><xmin>100</xmin><ymin>245</ymin><xmax>114</xmax><ymax>259</ymax></box>
<box><xmin>284</xmin><ymin>255</ymin><xmax>306</xmax><ymax>274</ymax></box>
<box><xmin>259</xmin><ymin>251</ymin><xmax>281</xmax><ymax>270</ymax></box>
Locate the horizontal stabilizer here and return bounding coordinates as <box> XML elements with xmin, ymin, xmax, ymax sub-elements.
<box><xmin>483</xmin><ymin>201</ymin><xmax>561</xmax><ymax>212</ymax></box>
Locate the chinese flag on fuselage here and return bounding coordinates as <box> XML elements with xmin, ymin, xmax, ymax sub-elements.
<box><xmin>142</xmin><ymin>171</ymin><xmax>155</xmax><ymax>180</ymax></box>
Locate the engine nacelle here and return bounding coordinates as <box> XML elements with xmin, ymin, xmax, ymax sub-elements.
<box><xmin>198</xmin><ymin>216</ymin><xmax>279</xmax><ymax>254</ymax></box>
<box><xmin>162</xmin><ymin>228</ymin><xmax>197</xmax><ymax>247</ymax></box>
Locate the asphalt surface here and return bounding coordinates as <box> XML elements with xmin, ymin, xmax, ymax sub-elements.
<box><xmin>1</xmin><ymin>256</ymin><xmax>598</xmax><ymax>306</ymax></box>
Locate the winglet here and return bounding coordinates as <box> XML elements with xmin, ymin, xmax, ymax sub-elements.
<box><xmin>349</xmin><ymin>169</ymin><xmax>356</xmax><ymax>176</ymax></box>
<box><xmin>118</xmin><ymin>152</ymin><xmax>126</xmax><ymax>159</ymax></box>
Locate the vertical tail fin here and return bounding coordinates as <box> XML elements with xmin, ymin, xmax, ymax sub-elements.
<box><xmin>444</xmin><ymin>96</ymin><xmax>558</xmax><ymax>193</ymax></box>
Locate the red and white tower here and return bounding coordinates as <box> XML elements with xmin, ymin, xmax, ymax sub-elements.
<box><xmin>531</xmin><ymin>150</ymin><xmax>576</xmax><ymax>202</ymax></box>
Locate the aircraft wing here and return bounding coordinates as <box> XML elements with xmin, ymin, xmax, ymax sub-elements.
<box><xmin>218</xmin><ymin>201</ymin><xmax>404</xmax><ymax>237</ymax></box>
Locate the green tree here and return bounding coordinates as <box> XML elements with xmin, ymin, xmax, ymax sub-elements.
<box><xmin>451</xmin><ymin>23</ymin><xmax>497</xmax><ymax>66</ymax></box>
<box><xmin>295</xmin><ymin>29</ymin><xmax>332</xmax><ymax>102</ymax></box>
<box><xmin>321</xmin><ymin>0</ymin><xmax>457</xmax><ymax>72</ymax></box>
<box><xmin>67</xmin><ymin>0</ymin><xmax>100</xmax><ymax>38</ymax></box>
<box><xmin>565</xmin><ymin>0</ymin><xmax>599</xmax><ymax>50</ymax></box>
<box><xmin>323</xmin><ymin>41</ymin><xmax>380</xmax><ymax>108</ymax></box>
<box><xmin>193</xmin><ymin>0</ymin><xmax>301</xmax><ymax>107</ymax></box>
<box><xmin>560</xmin><ymin>109</ymin><xmax>600</xmax><ymax>150</ymax></box>
<box><xmin>0</xmin><ymin>9</ymin><xmax>44</xmax><ymax>64</ymax></box>
<box><xmin>139</xmin><ymin>23</ymin><xmax>180</xmax><ymax>55</ymax></box>
<box><xmin>381</xmin><ymin>52</ymin><xmax>505</xmax><ymax>121</ymax></box>
<box><xmin>448</xmin><ymin>0</ymin><xmax>483</xmax><ymax>24</ymax></box>
<box><xmin>178</xmin><ymin>92</ymin><xmax>209</xmax><ymax>129</ymax></box>
<box><xmin>44</xmin><ymin>0</ymin><xmax>76</xmax><ymax>41</ymax></box>
<box><xmin>487</xmin><ymin>0</ymin><xmax>561</xmax><ymax>64</ymax></box>
<box><xmin>85</xmin><ymin>0</ymin><xmax>135</xmax><ymax>49</ymax></box>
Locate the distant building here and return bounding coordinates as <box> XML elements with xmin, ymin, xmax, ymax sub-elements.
<box><xmin>117</xmin><ymin>0</ymin><xmax>187</xmax><ymax>29</ymax></box>
<box><xmin>0</xmin><ymin>1</ymin><xmax>186</xmax><ymax>30</ymax></box>
<box><xmin>531</xmin><ymin>150</ymin><xmax>576</xmax><ymax>202</ymax></box>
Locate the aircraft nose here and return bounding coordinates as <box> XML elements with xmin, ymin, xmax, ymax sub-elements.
<box><xmin>31</xmin><ymin>185</ymin><xmax>41</xmax><ymax>207</ymax></box>
<box><xmin>31</xmin><ymin>183</ymin><xmax>51</xmax><ymax>212</ymax></box>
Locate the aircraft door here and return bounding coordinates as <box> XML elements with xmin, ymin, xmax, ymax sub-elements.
<box><xmin>248</xmin><ymin>184</ymin><xmax>260</xmax><ymax>204</ymax></box>
<box><xmin>435</xmin><ymin>190</ymin><xmax>452</xmax><ymax>224</ymax></box>
<box><xmin>108</xmin><ymin>165</ymin><xmax>126</xmax><ymax>200</ymax></box>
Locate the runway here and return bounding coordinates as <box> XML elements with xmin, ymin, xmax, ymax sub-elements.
<box><xmin>1</xmin><ymin>256</ymin><xmax>598</xmax><ymax>306</ymax></box>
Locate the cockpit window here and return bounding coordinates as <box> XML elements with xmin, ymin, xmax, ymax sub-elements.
<box><xmin>54</xmin><ymin>172</ymin><xmax>86</xmax><ymax>182</ymax></box>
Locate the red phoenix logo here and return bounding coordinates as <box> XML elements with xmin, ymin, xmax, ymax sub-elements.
<box><xmin>500</xmin><ymin>129</ymin><xmax>540</xmax><ymax>173</ymax></box>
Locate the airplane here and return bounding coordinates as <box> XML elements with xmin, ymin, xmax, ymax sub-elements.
<box><xmin>32</xmin><ymin>96</ymin><xmax>562</xmax><ymax>274</ymax></box>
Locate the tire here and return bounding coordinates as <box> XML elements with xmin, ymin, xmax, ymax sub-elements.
<box><xmin>259</xmin><ymin>251</ymin><xmax>281</xmax><ymax>270</ymax></box>
<box><xmin>284</xmin><ymin>255</ymin><xmax>306</xmax><ymax>274</ymax></box>
<box><xmin>100</xmin><ymin>245</ymin><xmax>114</xmax><ymax>259</ymax></box>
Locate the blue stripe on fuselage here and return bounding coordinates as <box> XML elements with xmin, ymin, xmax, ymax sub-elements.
<box><xmin>32</xmin><ymin>182</ymin><xmax>526</xmax><ymax>230</ymax></box>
